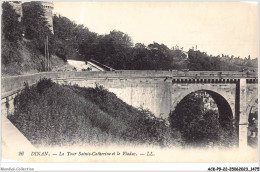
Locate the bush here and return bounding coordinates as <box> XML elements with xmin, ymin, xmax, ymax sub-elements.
<box><xmin>169</xmin><ymin>92</ymin><xmax>237</xmax><ymax>147</ymax></box>
<box><xmin>1</xmin><ymin>38</ymin><xmax>22</xmax><ymax>65</ymax></box>
<box><xmin>68</xmin><ymin>84</ymin><xmax>182</xmax><ymax>147</ymax></box>
<box><xmin>1</xmin><ymin>2</ymin><xmax>22</xmax><ymax>44</ymax></box>
<box><xmin>9</xmin><ymin>79</ymin><xmax>182</xmax><ymax>147</ymax></box>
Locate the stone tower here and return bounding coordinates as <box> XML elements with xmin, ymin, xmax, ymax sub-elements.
<box><xmin>16</xmin><ymin>1</ymin><xmax>54</xmax><ymax>34</ymax></box>
<box><xmin>41</xmin><ymin>1</ymin><xmax>54</xmax><ymax>34</ymax></box>
<box><xmin>8</xmin><ymin>1</ymin><xmax>23</xmax><ymax>22</ymax></box>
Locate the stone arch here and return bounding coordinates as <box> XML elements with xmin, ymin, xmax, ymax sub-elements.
<box><xmin>171</xmin><ymin>88</ymin><xmax>234</xmax><ymax>122</ymax></box>
<box><xmin>246</xmin><ymin>95</ymin><xmax>258</xmax><ymax>147</ymax></box>
<box><xmin>246</xmin><ymin>96</ymin><xmax>258</xmax><ymax>119</ymax></box>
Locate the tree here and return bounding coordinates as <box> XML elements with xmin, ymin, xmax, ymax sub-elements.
<box><xmin>22</xmin><ymin>2</ymin><xmax>53</xmax><ymax>54</ymax></box>
<box><xmin>130</xmin><ymin>43</ymin><xmax>151</xmax><ymax>70</ymax></box>
<box><xmin>1</xmin><ymin>2</ymin><xmax>22</xmax><ymax>65</ymax></box>
<box><xmin>188</xmin><ymin>49</ymin><xmax>228</xmax><ymax>71</ymax></box>
<box><xmin>1</xmin><ymin>2</ymin><xmax>22</xmax><ymax>43</ymax></box>
<box><xmin>169</xmin><ymin>91</ymin><xmax>237</xmax><ymax>146</ymax></box>
<box><xmin>148</xmin><ymin>42</ymin><xmax>173</xmax><ymax>70</ymax></box>
<box><xmin>188</xmin><ymin>49</ymin><xmax>209</xmax><ymax>70</ymax></box>
<box><xmin>169</xmin><ymin>92</ymin><xmax>227</xmax><ymax>147</ymax></box>
<box><xmin>53</xmin><ymin>14</ymin><xmax>78</xmax><ymax>60</ymax></box>
<box><xmin>89</xmin><ymin>30</ymin><xmax>133</xmax><ymax>69</ymax></box>
<box><xmin>53</xmin><ymin>14</ymin><xmax>76</xmax><ymax>41</ymax></box>
<box><xmin>169</xmin><ymin>93</ymin><xmax>204</xmax><ymax>138</ymax></box>
<box><xmin>76</xmin><ymin>25</ymin><xmax>99</xmax><ymax>61</ymax></box>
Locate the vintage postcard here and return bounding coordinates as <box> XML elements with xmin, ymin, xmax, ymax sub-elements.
<box><xmin>1</xmin><ymin>0</ymin><xmax>259</xmax><ymax>171</ymax></box>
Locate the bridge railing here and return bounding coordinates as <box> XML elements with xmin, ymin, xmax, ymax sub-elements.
<box><xmin>1</xmin><ymin>70</ymin><xmax>258</xmax><ymax>118</ymax></box>
<box><xmin>1</xmin><ymin>71</ymin><xmax>258</xmax><ymax>98</ymax></box>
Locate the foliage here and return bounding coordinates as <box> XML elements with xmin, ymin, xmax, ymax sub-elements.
<box><xmin>53</xmin><ymin>12</ymin><xmax>255</xmax><ymax>71</ymax></box>
<box><xmin>188</xmin><ymin>49</ymin><xmax>222</xmax><ymax>71</ymax></box>
<box><xmin>187</xmin><ymin>49</ymin><xmax>249</xmax><ymax>71</ymax></box>
<box><xmin>147</xmin><ymin>43</ymin><xmax>173</xmax><ymax>70</ymax></box>
<box><xmin>2</xmin><ymin>2</ymin><xmax>256</xmax><ymax>74</ymax></box>
<box><xmin>1</xmin><ymin>38</ymin><xmax>22</xmax><ymax>66</ymax></box>
<box><xmin>53</xmin><ymin>14</ymin><xmax>83</xmax><ymax>60</ymax></box>
<box><xmin>53</xmin><ymin>14</ymin><xmax>187</xmax><ymax>70</ymax></box>
<box><xmin>169</xmin><ymin>92</ymin><xmax>237</xmax><ymax>147</ymax></box>
<box><xmin>82</xmin><ymin>30</ymin><xmax>133</xmax><ymax>69</ymax></box>
<box><xmin>1</xmin><ymin>2</ymin><xmax>22</xmax><ymax>43</ymax></box>
<box><xmin>69</xmin><ymin>84</ymin><xmax>181</xmax><ymax>146</ymax></box>
<box><xmin>1</xmin><ymin>2</ymin><xmax>23</xmax><ymax>66</ymax></box>
<box><xmin>248</xmin><ymin>111</ymin><xmax>258</xmax><ymax>147</ymax></box>
<box><xmin>1</xmin><ymin>2</ymin><xmax>65</xmax><ymax>75</ymax></box>
<box><xmin>9</xmin><ymin>79</ymin><xmax>182</xmax><ymax>146</ymax></box>
<box><xmin>22</xmin><ymin>2</ymin><xmax>54</xmax><ymax>55</ymax></box>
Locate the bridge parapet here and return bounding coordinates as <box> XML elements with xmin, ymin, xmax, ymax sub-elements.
<box><xmin>1</xmin><ymin>71</ymin><xmax>257</xmax><ymax>98</ymax></box>
<box><xmin>114</xmin><ymin>70</ymin><xmax>257</xmax><ymax>78</ymax></box>
<box><xmin>171</xmin><ymin>78</ymin><xmax>258</xmax><ymax>84</ymax></box>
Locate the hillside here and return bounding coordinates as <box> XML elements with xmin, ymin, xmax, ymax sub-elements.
<box><xmin>2</xmin><ymin>38</ymin><xmax>68</xmax><ymax>76</ymax></box>
<box><xmin>1</xmin><ymin>1</ymin><xmax>258</xmax><ymax>76</ymax></box>
<box><xmin>8</xmin><ymin>78</ymin><xmax>181</xmax><ymax>147</ymax></box>
<box><xmin>1</xmin><ymin>2</ymin><xmax>70</xmax><ymax>76</ymax></box>
<box><xmin>7</xmin><ymin>78</ymin><xmax>243</xmax><ymax>148</ymax></box>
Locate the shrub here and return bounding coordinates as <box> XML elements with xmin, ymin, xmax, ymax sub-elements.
<box><xmin>9</xmin><ymin>79</ymin><xmax>182</xmax><ymax>147</ymax></box>
<box><xmin>169</xmin><ymin>92</ymin><xmax>238</xmax><ymax>147</ymax></box>
<box><xmin>68</xmin><ymin>84</ymin><xmax>182</xmax><ymax>147</ymax></box>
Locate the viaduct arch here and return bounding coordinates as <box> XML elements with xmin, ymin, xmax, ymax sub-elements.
<box><xmin>172</xmin><ymin>89</ymin><xmax>233</xmax><ymax>126</ymax></box>
<box><xmin>171</xmin><ymin>85</ymin><xmax>235</xmax><ymax>120</ymax></box>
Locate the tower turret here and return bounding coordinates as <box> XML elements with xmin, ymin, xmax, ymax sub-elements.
<box><xmin>8</xmin><ymin>1</ymin><xmax>23</xmax><ymax>22</ymax></box>
<box><xmin>41</xmin><ymin>1</ymin><xmax>54</xmax><ymax>34</ymax></box>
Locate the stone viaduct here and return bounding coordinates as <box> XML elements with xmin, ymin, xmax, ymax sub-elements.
<box><xmin>1</xmin><ymin>71</ymin><xmax>258</xmax><ymax>148</ymax></box>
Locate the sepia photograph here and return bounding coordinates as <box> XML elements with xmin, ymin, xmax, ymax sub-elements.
<box><xmin>0</xmin><ymin>0</ymin><xmax>259</xmax><ymax>171</ymax></box>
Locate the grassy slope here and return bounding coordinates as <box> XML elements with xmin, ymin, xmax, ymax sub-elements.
<box><xmin>2</xmin><ymin>38</ymin><xmax>67</xmax><ymax>76</ymax></box>
<box><xmin>8</xmin><ymin>79</ymin><xmax>180</xmax><ymax>147</ymax></box>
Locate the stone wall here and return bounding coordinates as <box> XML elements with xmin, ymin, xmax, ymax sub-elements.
<box><xmin>171</xmin><ymin>83</ymin><xmax>237</xmax><ymax>119</ymax></box>
<box><xmin>1</xmin><ymin>71</ymin><xmax>257</xmax><ymax>148</ymax></box>
<box><xmin>41</xmin><ymin>2</ymin><xmax>54</xmax><ymax>34</ymax></box>
<box><xmin>13</xmin><ymin>1</ymin><xmax>54</xmax><ymax>33</ymax></box>
<box><xmin>2</xmin><ymin>71</ymin><xmax>257</xmax><ymax>118</ymax></box>
<box><xmin>60</xmin><ymin>77</ymin><xmax>172</xmax><ymax>118</ymax></box>
<box><xmin>8</xmin><ymin>2</ymin><xmax>23</xmax><ymax>22</ymax></box>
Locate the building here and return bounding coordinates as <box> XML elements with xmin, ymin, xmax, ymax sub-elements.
<box><xmin>10</xmin><ymin>1</ymin><xmax>54</xmax><ymax>34</ymax></box>
<box><xmin>8</xmin><ymin>1</ymin><xmax>23</xmax><ymax>22</ymax></box>
<box><xmin>194</xmin><ymin>91</ymin><xmax>218</xmax><ymax>113</ymax></box>
<box><xmin>40</xmin><ymin>1</ymin><xmax>54</xmax><ymax>34</ymax></box>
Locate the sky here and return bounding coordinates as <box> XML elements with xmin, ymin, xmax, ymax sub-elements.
<box><xmin>53</xmin><ymin>1</ymin><xmax>258</xmax><ymax>58</ymax></box>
